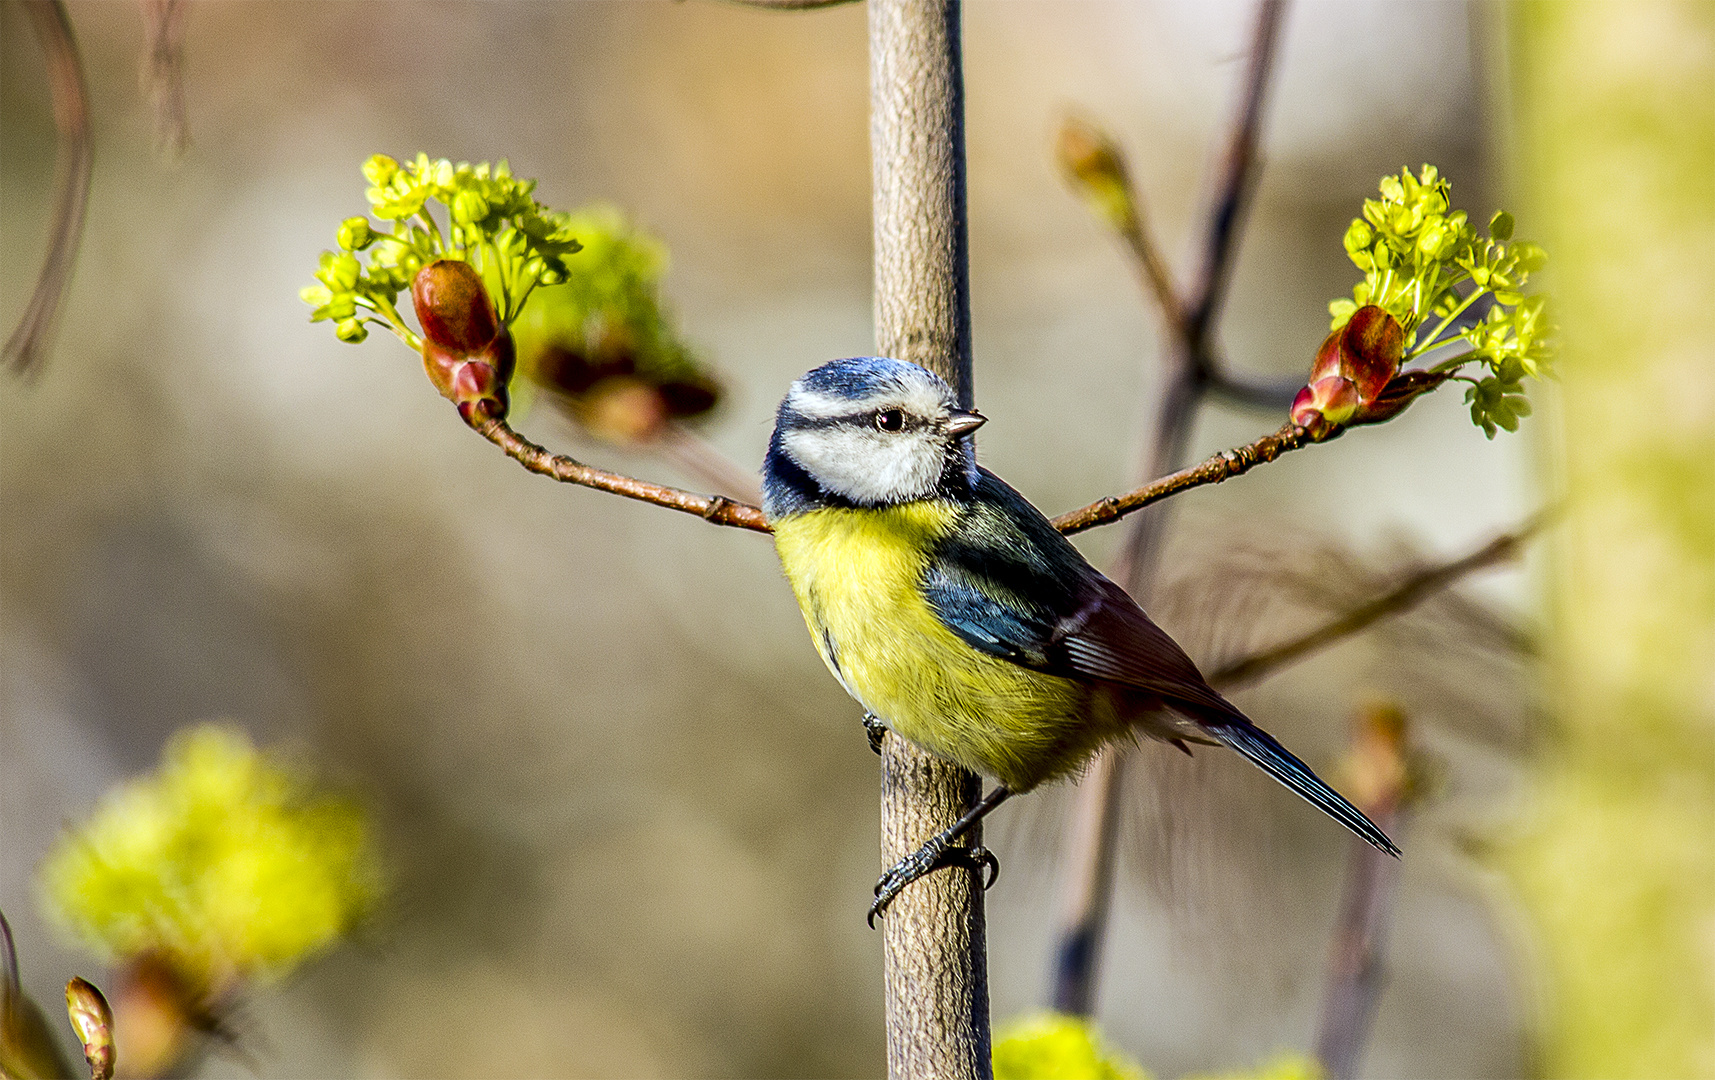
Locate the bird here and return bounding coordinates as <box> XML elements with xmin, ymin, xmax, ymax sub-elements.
<box><xmin>761</xmin><ymin>356</ymin><xmax>1399</xmax><ymax>923</ymax></box>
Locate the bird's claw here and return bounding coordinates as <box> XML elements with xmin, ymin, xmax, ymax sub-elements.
<box><xmin>867</xmin><ymin>843</ymin><xmax>1000</xmax><ymax>927</ymax></box>
<box><xmin>863</xmin><ymin>712</ymin><xmax>888</xmax><ymax>756</ymax></box>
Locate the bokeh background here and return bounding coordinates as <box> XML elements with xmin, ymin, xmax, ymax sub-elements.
<box><xmin>2</xmin><ymin>2</ymin><xmax>1708</xmax><ymax>1077</ymax></box>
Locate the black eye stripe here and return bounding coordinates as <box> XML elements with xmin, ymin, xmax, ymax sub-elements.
<box><xmin>782</xmin><ymin>407</ymin><xmax>929</xmax><ymax>432</ymax></box>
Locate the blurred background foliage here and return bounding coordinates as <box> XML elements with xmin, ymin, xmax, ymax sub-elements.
<box><xmin>0</xmin><ymin>2</ymin><xmax>1708</xmax><ymax>1078</ymax></box>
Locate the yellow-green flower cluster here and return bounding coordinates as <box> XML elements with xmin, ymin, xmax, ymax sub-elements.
<box><xmin>993</xmin><ymin>1012</ymin><xmax>1152</xmax><ymax>1080</ymax></box>
<box><xmin>37</xmin><ymin>725</ymin><xmax>382</xmax><ymax>990</ymax></box>
<box><xmin>1184</xmin><ymin>1052</ymin><xmax>1324</xmax><ymax>1080</ymax></box>
<box><xmin>302</xmin><ymin>154</ymin><xmax>582</xmax><ymax>348</ymax></box>
<box><xmin>513</xmin><ymin>205</ymin><xmax>707</xmax><ymax>388</ymax></box>
<box><xmin>1330</xmin><ymin>166</ymin><xmax>1553</xmax><ymax>438</ymax></box>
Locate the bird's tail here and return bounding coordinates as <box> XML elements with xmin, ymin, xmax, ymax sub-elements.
<box><xmin>1187</xmin><ymin>704</ymin><xmax>1401</xmax><ymax>857</ymax></box>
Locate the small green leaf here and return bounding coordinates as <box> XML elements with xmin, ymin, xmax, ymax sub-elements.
<box><xmin>1489</xmin><ymin>210</ymin><xmax>1514</xmax><ymax>241</ymax></box>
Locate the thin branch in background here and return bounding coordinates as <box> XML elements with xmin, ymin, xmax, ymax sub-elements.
<box><xmin>473</xmin><ymin>417</ymin><xmax>771</xmax><ymax>532</ymax></box>
<box><xmin>4</xmin><ymin>0</ymin><xmax>93</xmax><ymax>376</ymax></box>
<box><xmin>1049</xmin><ymin>0</ymin><xmax>1289</xmax><ymax>1016</ymax></box>
<box><xmin>1314</xmin><ymin>703</ymin><xmax>1416</xmax><ymax>1080</ymax></box>
<box><xmin>139</xmin><ymin>0</ymin><xmax>190</xmax><ymax>158</ymax></box>
<box><xmin>1209</xmin><ymin>509</ymin><xmax>1550</xmax><ymax>690</ymax></box>
<box><xmin>656</xmin><ymin>422</ymin><xmax>764</xmax><ymax>505</ymax></box>
<box><xmin>715</xmin><ymin>0</ymin><xmax>860</xmax><ymax>9</ymax></box>
<box><xmin>1185</xmin><ymin>0</ymin><xmax>1286</xmax><ymax>344</ymax></box>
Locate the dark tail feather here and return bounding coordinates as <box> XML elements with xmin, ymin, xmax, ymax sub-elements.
<box><xmin>1202</xmin><ymin>715</ymin><xmax>1401</xmax><ymax>857</ymax></box>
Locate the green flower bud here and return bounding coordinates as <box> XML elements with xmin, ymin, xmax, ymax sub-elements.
<box><xmin>335</xmin><ymin>318</ymin><xmax>369</xmax><ymax>343</ymax></box>
<box><xmin>1343</xmin><ymin>219</ymin><xmax>1373</xmax><ymax>253</ymax></box>
<box><xmin>337</xmin><ymin>217</ymin><xmax>374</xmax><ymax>251</ymax></box>
<box><xmin>452</xmin><ymin>190</ymin><xmax>489</xmax><ymax>225</ymax></box>
<box><xmin>362</xmin><ymin>154</ymin><xmax>399</xmax><ymax>187</ymax></box>
<box><xmin>328</xmin><ymin>252</ymin><xmax>361</xmax><ymax>291</ymax></box>
<box><xmin>300</xmin><ymin>285</ymin><xmax>333</xmax><ymax>307</ymax></box>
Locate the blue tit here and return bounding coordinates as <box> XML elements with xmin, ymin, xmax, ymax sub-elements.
<box><xmin>762</xmin><ymin>357</ymin><xmax>1399</xmax><ymax>920</ymax></box>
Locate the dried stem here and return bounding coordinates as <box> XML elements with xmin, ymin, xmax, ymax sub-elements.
<box><xmin>1209</xmin><ymin>510</ymin><xmax>1549</xmax><ymax>690</ymax></box>
<box><xmin>5</xmin><ymin>0</ymin><xmax>93</xmax><ymax>375</ymax></box>
<box><xmin>472</xmin><ymin>417</ymin><xmax>770</xmax><ymax>532</ymax></box>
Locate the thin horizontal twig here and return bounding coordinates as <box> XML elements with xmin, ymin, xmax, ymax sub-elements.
<box><xmin>1209</xmin><ymin>509</ymin><xmax>1550</xmax><ymax>690</ymax></box>
<box><xmin>716</xmin><ymin>0</ymin><xmax>859</xmax><ymax>9</ymax></box>
<box><xmin>474</xmin><ymin>417</ymin><xmax>771</xmax><ymax>532</ymax></box>
<box><xmin>1052</xmin><ymin>421</ymin><xmax>1312</xmax><ymax>536</ymax></box>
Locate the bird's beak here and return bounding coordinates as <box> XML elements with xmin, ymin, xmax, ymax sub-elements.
<box><xmin>947</xmin><ymin>409</ymin><xmax>987</xmax><ymax>437</ymax></box>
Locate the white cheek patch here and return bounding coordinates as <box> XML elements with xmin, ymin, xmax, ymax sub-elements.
<box><xmin>784</xmin><ymin>426</ymin><xmax>944</xmax><ymax>504</ymax></box>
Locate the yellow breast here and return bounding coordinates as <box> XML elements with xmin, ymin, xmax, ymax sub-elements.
<box><xmin>770</xmin><ymin>503</ymin><xmax>1112</xmax><ymax>791</ymax></box>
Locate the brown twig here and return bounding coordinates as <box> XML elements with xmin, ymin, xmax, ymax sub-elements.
<box><xmin>473</xmin><ymin>417</ymin><xmax>771</xmax><ymax>532</ymax></box>
<box><xmin>1052</xmin><ymin>421</ymin><xmax>1312</xmax><ymax>536</ymax></box>
<box><xmin>1049</xmin><ymin>1</ymin><xmax>1292</xmax><ymax>1015</ymax></box>
<box><xmin>1209</xmin><ymin>510</ymin><xmax>1549</xmax><ymax>690</ymax></box>
<box><xmin>716</xmin><ymin>0</ymin><xmax>859</xmax><ymax>9</ymax></box>
<box><xmin>139</xmin><ymin>0</ymin><xmax>190</xmax><ymax>158</ymax></box>
<box><xmin>1314</xmin><ymin>704</ymin><xmax>1413</xmax><ymax>1080</ymax></box>
<box><xmin>1186</xmin><ymin>0</ymin><xmax>1286</xmax><ymax>344</ymax></box>
<box><xmin>5</xmin><ymin>0</ymin><xmax>93</xmax><ymax>376</ymax></box>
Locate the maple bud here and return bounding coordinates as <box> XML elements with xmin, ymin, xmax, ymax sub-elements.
<box><xmin>411</xmin><ymin>260</ymin><xmax>514</xmax><ymax>425</ymax></box>
<box><xmin>65</xmin><ymin>977</ymin><xmax>115</xmax><ymax>1080</ymax></box>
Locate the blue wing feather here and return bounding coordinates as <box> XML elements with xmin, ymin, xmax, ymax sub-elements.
<box><xmin>921</xmin><ymin>466</ymin><xmax>1399</xmax><ymax>858</ymax></box>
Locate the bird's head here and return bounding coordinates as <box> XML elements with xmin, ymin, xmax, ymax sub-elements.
<box><xmin>765</xmin><ymin>357</ymin><xmax>986</xmax><ymax>511</ymax></box>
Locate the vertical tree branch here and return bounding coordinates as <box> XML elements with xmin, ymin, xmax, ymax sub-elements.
<box><xmin>5</xmin><ymin>0</ymin><xmax>93</xmax><ymax>375</ymax></box>
<box><xmin>1049</xmin><ymin>0</ymin><xmax>1288</xmax><ymax>1016</ymax></box>
<box><xmin>870</xmin><ymin>1</ymin><xmax>990</xmax><ymax>1076</ymax></box>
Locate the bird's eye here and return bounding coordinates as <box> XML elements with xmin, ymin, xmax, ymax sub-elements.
<box><xmin>875</xmin><ymin>409</ymin><xmax>905</xmax><ymax>432</ymax></box>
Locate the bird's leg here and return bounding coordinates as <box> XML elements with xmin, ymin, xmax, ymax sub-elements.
<box><xmin>869</xmin><ymin>785</ymin><xmax>1012</xmax><ymax>926</ymax></box>
<box><xmin>863</xmin><ymin>712</ymin><xmax>888</xmax><ymax>756</ymax></box>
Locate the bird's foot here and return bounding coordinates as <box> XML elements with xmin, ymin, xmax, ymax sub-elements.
<box><xmin>863</xmin><ymin>712</ymin><xmax>888</xmax><ymax>756</ymax></box>
<box><xmin>868</xmin><ymin>841</ymin><xmax>999</xmax><ymax>927</ymax></box>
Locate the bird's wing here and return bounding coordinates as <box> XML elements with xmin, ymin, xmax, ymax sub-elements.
<box><xmin>922</xmin><ymin>468</ymin><xmax>1228</xmax><ymax>712</ymax></box>
<box><xmin>924</xmin><ymin>469</ymin><xmax>1400</xmax><ymax>857</ymax></box>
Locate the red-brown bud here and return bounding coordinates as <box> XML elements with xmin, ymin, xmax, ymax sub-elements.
<box><xmin>412</xmin><ymin>259</ymin><xmax>499</xmax><ymax>353</ymax></box>
<box><xmin>1350</xmin><ymin>368</ymin><xmax>1451</xmax><ymax>426</ymax></box>
<box><xmin>1298</xmin><ymin>305</ymin><xmax>1407</xmax><ymax>436</ymax></box>
<box><xmin>1292</xmin><ymin>375</ymin><xmax>1360</xmax><ymax>438</ymax></box>
<box><xmin>1340</xmin><ymin>305</ymin><xmax>1404</xmax><ymax>400</ymax></box>
<box><xmin>411</xmin><ymin>261</ymin><xmax>513</xmax><ymax>426</ymax></box>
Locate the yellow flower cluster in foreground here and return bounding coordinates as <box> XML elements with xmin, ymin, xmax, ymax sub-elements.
<box><xmin>38</xmin><ymin>725</ymin><xmax>382</xmax><ymax>990</ymax></box>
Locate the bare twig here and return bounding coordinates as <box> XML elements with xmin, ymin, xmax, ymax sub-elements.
<box><xmin>5</xmin><ymin>0</ymin><xmax>93</xmax><ymax>376</ymax></box>
<box><xmin>656</xmin><ymin>422</ymin><xmax>764</xmax><ymax>505</ymax></box>
<box><xmin>139</xmin><ymin>0</ymin><xmax>190</xmax><ymax>158</ymax></box>
<box><xmin>1050</xmin><ymin>0</ymin><xmax>1290</xmax><ymax>1014</ymax></box>
<box><xmin>716</xmin><ymin>0</ymin><xmax>859</xmax><ymax>9</ymax></box>
<box><xmin>1314</xmin><ymin>704</ymin><xmax>1413</xmax><ymax>1080</ymax></box>
<box><xmin>473</xmin><ymin>417</ymin><xmax>771</xmax><ymax>532</ymax></box>
<box><xmin>1209</xmin><ymin>510</ymin><xmax>1549</xmax><ymax>690</ymax></box>
<box><xmin>1052</xmin><ymin>421</ymin><xmax>1312</xmax><ymax>536</ymax></box>
<box><xmin>1186</xmin><ymin>0</ymin><xmax>1286</xmax><ymax>345</ymax></box>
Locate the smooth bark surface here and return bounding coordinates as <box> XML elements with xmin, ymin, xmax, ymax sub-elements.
<box><xmin>870</xmin><ymin>2</ymin><xmax>991</xmax><ymax>1077</ymax></box>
